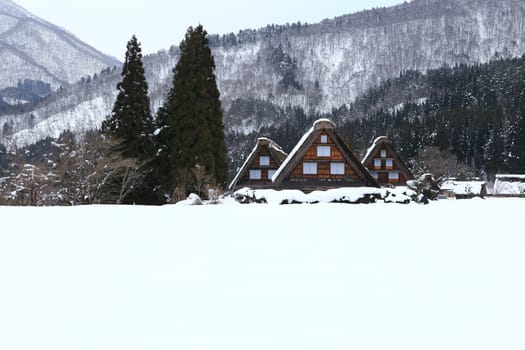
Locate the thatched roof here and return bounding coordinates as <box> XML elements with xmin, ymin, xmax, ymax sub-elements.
<box><xmin>361</xmin><ymin>135</ymin><xmax>414</xmax><ymax>182</ymax></box>
<box><xmin>272</xmin><ymin>119</ymin><xmax>380</xmax><ymax>188</ymax></box>
<box><xmin>228</xmin><ymin>138</ymin><xmax>287</xmax><ymax>191</ymax></box>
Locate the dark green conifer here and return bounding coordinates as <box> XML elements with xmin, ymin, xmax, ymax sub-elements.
<box><xmin>101</xmin><ymin>35</ymin><xmax>159</xmax><ymax>204</ymax></box>
<box><xmin>156</xmin><ymin>25</ymin><xmax>228</xmax><ymax>196</ymax></box>
<box><xmin>102</xmin><ymin>35</ymin><xmax>154</xmax><ymax>160</ymax></box>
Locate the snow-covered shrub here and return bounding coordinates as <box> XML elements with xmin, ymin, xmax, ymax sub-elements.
<box><xmin>407</xmin><ymin>173</ymin><xmax>440</xmax><ymax>203</ymax></box>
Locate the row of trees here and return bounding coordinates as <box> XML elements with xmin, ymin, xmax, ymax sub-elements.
<box><xmin>101</xmin><ymin>25</ymin><xmax>228</xmax><ymax>205</ymax></box>
<box><xmin>0</xmin><ymin>25</ymin><xmax>228</xmax><ymax>206</ymax></box>
<box><xmin>0</xmin><ymin>131</ymin><xmax>140</xmax><ymax>206</ymax></box>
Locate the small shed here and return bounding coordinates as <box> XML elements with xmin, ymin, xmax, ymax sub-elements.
<box><xmin>272</xmin><ymin>119</ymin><xmax>379</xmax><ymax>191</ymax></box>
<box><xmin>440</xmin><ymin>179</ymin><xmax>488</xmax><ymax>199</ymax></box>
<box><xmin>493</xmin><ymin>174</ymin><xmax>525</xmax><ymax>197</ymax></box>
<box><xmin>362</xmin><ymin>136</ymin><xmax>415</xmax><ymax>186</ymax></box>
<box><xmin>228</xmin><ymin>138</ymin><xmax>288</xmax><ymax>191</ymax></box>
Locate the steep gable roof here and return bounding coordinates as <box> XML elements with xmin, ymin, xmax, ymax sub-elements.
<box><xmin>272</xmin><ymin>119</ymin><xmax>380</xmax><ymax>189</ymax></box>
<box><xmin>361</xmin><ymin>136</ymin><xmax>414</xmax><ymax>184</ymax></box>
<box><xmin>362</xmin><ymin>136</ymin><xmax>389</xmax><ymax>163</ymax></box>
<box><xmin>228</xmin><ymin>137</ymin><xmax>287</xmax><ymax>191</ymax></box>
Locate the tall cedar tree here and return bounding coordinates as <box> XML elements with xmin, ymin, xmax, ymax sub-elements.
<box><xmin>102</xmin><ymin>35</ymin><xmax>154</xmax><ymax>160</ymax></box>
<box><xmin>101</xmin><ymin>35</ymin><xmax>157</xmax><ymax>204</ymax></box>
<box><xmin>156</xmin><ymin>25</ymin><xmax>228</xmax><ymax>195</ymax></box>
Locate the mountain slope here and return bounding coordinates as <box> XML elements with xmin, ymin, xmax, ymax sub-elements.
<box><xmin>0</xmin><ymin>0</ymin><xmax>119</xmax><ymax>92</ymax></box>
<box><xmin>213</xmin><ymin>0</ymin><xmax>525</xmax><ymax>114</ymax></box>
<box><xmin>338</xmin><ymin>56</ymin><xmax>525</xmax><ymax>176</ymax></box>
<box><xmin>2</xmin><ymin>0</ymin><xmax>525</xmax><ymax>146</ymax></box>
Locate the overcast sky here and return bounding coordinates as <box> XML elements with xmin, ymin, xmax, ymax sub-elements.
<box><xmin>16</xmin><ymin>0</ymin><xmax>404</xmax><ymax>59</ymax></box>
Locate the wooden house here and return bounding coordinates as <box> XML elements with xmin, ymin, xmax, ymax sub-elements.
<box><xmin>228</xmin><ymin>137</ymin><xmax>288</xmax><ymax>191</ymax></box>
<box><xmin>272</xmin><ymin>119</ymin><xmax>380</xmax><ymax>191</ymax></box>
<box><xmin>362</xmin><ymin>136</ymin><xmax>414</xmax><ymax>186</ymax></box>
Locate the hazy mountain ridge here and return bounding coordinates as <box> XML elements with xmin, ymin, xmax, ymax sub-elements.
<box><xmin>2</xmin><ymin>0</ymin><xmax>525</xmax><ymax>146</ymax></box>
<box><xmin>214</xmin><ymin>0</ymin><xmax>525</xmax><ymax>114</ymax></box>
<box><xmin>0</xmin><ymin>0</ymin><xmax>119</xmax><ymax>94</ymax></box>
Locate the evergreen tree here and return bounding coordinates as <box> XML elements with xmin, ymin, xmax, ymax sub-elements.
<box><xmin>156</xmin><ymin>25</ymin><xmax>228</xmax><ymax>196</ymax></box>
<box><xmin>101</xmin><ymin>35</ymin><xmax>158</xmax><ymax>204</ymax></box>
<box><xmin>505</xmin><ymin>102</ymin><xmax>525</xmax><ymax>173</ymax></box>
<box><xmin>102</xmin><ymin>35</ymin><xmax>154</xmax><ymax>160</ymax></box>
<box><xmin>483</xmin><ymin>109</ymin><xmax>505</xmax><ymax>175</ymax></box>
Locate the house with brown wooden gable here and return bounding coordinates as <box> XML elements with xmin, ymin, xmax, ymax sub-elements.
<box><xmin>362</xmin><ymin>136</ymin><xmax>414</xmax><ymax>186</ymax></box>
<box><xmin>271</xmin><ymin>119</ymin><xmax>380</xmax><ymax>191</ymax></box>
<box><xmin>228</xmin><ymin>137</ymin><xmax>288</xmax><ymax>191</ymax></box>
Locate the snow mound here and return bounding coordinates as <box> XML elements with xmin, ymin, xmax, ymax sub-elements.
<box><xmin>176</xmin><ymin>193</ymin><xmax>203</xmax><ymax>206</ymax></box>
<box><xmin>233</xmin><ymin>187</ymin><xmax>416</xmax><ymax>205</ymax></box>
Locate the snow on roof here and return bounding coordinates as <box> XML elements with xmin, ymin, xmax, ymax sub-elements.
<box><xmin>495</xmin><ymin>174</ymin><xmax>525</xmax><ymax>180</ymax></box>
<box><xmin>494</xmin><ymin>175</ymin><xmax>525</xmax><ymax>195</ymax></box>
<box><xmin>362</xmin><ymin>136</ymin><xmax>389</xmax><ymax>162</ymax></box>
<box><xmin>271</xmin><ymin>124</ymin><xmax>316</xmax><ymax>182</ymax></box>
<box><xmin>440</xmin><ymin>180</ymin><xmax>486</xmax><ymax>195</ymax></box>
<box><xmin>228</xmin><ymin>137</ymin><xmax>287</xmax><ymax>191</ymax></box>
<box><xmin>261</xmin><ymin>137</ymin><xmax>288</xmax><ymax>159</ymax></box>
<box><xmin>313</xmin><ymin>118</ymin><xmax>336</xmax><ymax>130</ymax></box>
<box><xmin>228</xmin><ymin>141</ymin><xmax>261</xmax><ymax>191</ymax></box>
<box><xmin>494</xmin><ymin>177</ymin><xmax>525</xmax><ymax>195</ymax></box>
<box><xmin>257</xmin><ymin>137</ymin><xmax>273</xmax><ymax>143</ymax></box>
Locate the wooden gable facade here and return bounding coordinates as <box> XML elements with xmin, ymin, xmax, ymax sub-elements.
<box><xmin>272</xmin><ymin>119</ymin><xmax>380</xmax><ymax>191</ymax></box>
<box><xmin>228</xmin><ymin>138</ymin><xmax>288</xmax><ymax>191</ymax></box>
<box><xmin>362</xmin><ymin>136</ymin><xmax>414</xmax><ymax>186</ymax></box>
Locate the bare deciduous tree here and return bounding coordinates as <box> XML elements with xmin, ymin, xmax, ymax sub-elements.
<box><xmin>1</xmin><ymin>161</ymin><xmax>53</xmax><ymax>206</ymax></box>
<box><xmin>412</xmin><ymin>146</ymin><xmax>474</xmax><ymax>179</ymax></box>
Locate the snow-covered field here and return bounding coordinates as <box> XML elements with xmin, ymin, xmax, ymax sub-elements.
<box><xmin>1</xmin><ymin>198</ymin><xmax>524</xmax><ymax>350</ymax></box>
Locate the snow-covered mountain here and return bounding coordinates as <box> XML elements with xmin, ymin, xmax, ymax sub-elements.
<box><xmin>0</xmin><ymin>0</ymin><xmax>119</xmax><ymax>92</ymax></box>
<box><xmin>2</xmin><ymin>0</ymin><xmax>525</xmax><ymax>146</ymax></box>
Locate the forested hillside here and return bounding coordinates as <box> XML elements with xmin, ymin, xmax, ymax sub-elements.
<box><xmin>4</xmin><ymin>56</ymin><xmax>524</xmax><ymax>185</ymax></box>
<box><xmin>229</xmin><ymin>56</ymin><xmax>525</xmax><ymax>179</ymax></box>
<box><xmin>343</xmin><ymin>56</ymin><xmax>525</xmax><ymax>177</ymax></box>
<box><xmin>3</xmin><ymin>0</ymin><xmax>525</xmax><ymax>147</ymax></box>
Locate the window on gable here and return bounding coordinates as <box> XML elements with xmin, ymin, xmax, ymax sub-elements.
<box><xmin>388</xmin><ymin>171</ymin><xmax>400</xmax><ymax>181</ymax></box>
<box><xmin>249</xmin><ymin>169</ymin><xmax>262</xmax><ymax>180</ymax></box>
<box><xmin>370</xmin><ymin>171</ymin><xmax>379</xmax><ymax>179</ymax></box>
<box><xmin>303</xmin><ymin>162</ymin><xmax>317</xmax><ymax>175</ymax></box>
<box><xmin>386</xmin><ymin>159</ymin><xmax>393</xmax><ymax>169</ymax></box>
<box><xmin>320</xmin><ymin>135</ymin><xmax>328</xmax><ymax>143</ymax></box>
<box><xmin>380</xmin><ymin>149</ymin><xmax>387</xmax><ymax>158</ymax></box>
<box><xmin>268</xmin><ymin>169</ymin><xmax>277</xmax><ymax>180</ymax></box>
<box><xmin>317</xmin><ymin>146</ymin><xmax>331</xmax><ymax>157</ymax></box>
<box><xmin>330</xmin><ymin>162</ymin><xmax>345</xmax><ymax>175</ymax></box>
<box><xmin>259</xmin><ymin>156</ymin><xmax>270</xmax><ymax>167</ymax></box>
<box><xmin>374</xmin><ymin>159</ymin><xmax>382</xmax><ymax>169</ymax></box>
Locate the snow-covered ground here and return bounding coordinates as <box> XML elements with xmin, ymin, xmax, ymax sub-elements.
<box><xmin>1</xmin><ymin>198</ymin><xmax>524</xmax><ymax>350</ymax></box>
